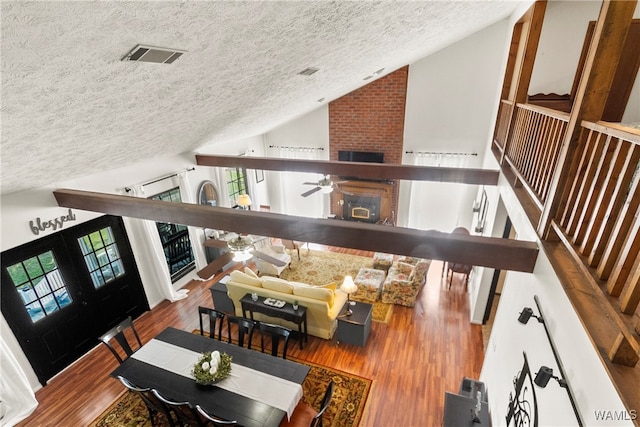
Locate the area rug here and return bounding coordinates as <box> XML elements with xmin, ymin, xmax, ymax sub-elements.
<box><xmin>278</xmin><ymin>249</ymin><xmax>393</xmax><ymax>323</ymax></box>
<box><xmin>89</xmin><ymin>355</ymin><xmax>372</xmax><ymax>427</ymax></box>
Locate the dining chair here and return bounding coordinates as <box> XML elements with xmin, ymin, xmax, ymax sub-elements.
<box><xmin>258</xmin><ymin>322</ymin><xmax>291</xmax><ymax>359</ymax></box>
<box><xmin>98</xmin><ymin>316</ymin><xmax>143</xmax><ymax>364</ymax></box>
<box><xmin>442</xmin><ymin>226</ymin><xmax>473</xmax><ymax>290</ymax></box>
<box><xmin>226</xmin><ymin>315</ymin><xmax>255</xmax><ymax>349</ymax></box>
<box><xmin>198</xmin><ymin>306</ymin><xmax>225</xmax><ymax>340</ymax></box>
<box><xmin>281</xmin><ymin>380</ymin><xmax>334</xmax><ymax>427</ymax></box>
<box><xmin>117</xmin><ymin>376</ymin><xmax>177</xmax><ymax>427</ymax></box>
<box><xmin>152</xmin><ymin>389</ymin><xmax>207</xmax><ymax>427</ymax></box>
<box><xmin>195</xmin><ymin>405</ymin><xmax>238</xmax><ymax>426</ymax></box>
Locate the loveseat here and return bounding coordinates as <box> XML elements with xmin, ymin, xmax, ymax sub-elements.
<box><xmin>225</xmin><ymin>268</ymin><xmax>348</xmax><ymax>339</ymax></box>
<box><xmin>381</xmin><ymin>257</ymin><xmax>432</xmax><ymax>307</ymax></box>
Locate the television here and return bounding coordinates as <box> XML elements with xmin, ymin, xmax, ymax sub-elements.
<box><xmin>338</xmin><ymin>150</ymin><xmax>384</xmax><ymax>163</ymax></box>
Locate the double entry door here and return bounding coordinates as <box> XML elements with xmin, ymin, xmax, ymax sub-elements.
<box><xmin>1</xmin><ymin>215</ymin><xmax>149</xmax><ymax>384</ymax></box>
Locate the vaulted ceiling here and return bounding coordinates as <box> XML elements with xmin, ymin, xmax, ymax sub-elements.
<box><xmin>1</xmin><ymin>1</ymin><xmax>525</xmax><ymax>196</ymax></box>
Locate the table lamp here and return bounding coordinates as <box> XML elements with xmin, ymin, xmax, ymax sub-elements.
<box><xmin>341</xmin><ymin>275</ymin><xmax>358</xmax><ymax>316</ymax></box>
<box><xmin>237</xmin><ymin>194</ymin><xmax>252</xmax><ymax>210</ymax></box>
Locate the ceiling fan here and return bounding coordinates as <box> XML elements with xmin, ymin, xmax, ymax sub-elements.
<box><xmin>301</xmin><ymin>175</ymin><xmax>349</xmax><ymax>197</ymax></box>
<box><xmin>203</xmin><ymin>234</ymin><xmax>288</xmax><ymax>266</ymax></box>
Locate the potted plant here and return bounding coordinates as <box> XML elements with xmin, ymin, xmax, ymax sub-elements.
<box><xmin>292</xmin><ymin>300</ymin><xmax>299</xmax><ymax>311</ymax></box>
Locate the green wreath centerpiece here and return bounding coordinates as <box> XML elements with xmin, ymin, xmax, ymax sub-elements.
<box><xmin>192</xmin><ymin>350</ymin><xmax>232</xmax><ymax>385</ymax></box>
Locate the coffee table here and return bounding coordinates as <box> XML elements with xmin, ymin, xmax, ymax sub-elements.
<box><xmin>240</xmin><ymin>294</ymin><xmax>308</xmax><ymax>349</ymax></box>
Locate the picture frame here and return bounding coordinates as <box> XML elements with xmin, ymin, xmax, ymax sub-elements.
<box><xmin>255</xmin><ymin>169</ymin><xmax>264</xmax><ymax>183</ymax></box>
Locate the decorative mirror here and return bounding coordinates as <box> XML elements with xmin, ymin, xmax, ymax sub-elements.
<box><xmin>198</xmin><ymin>181</ymin><xmax>218</xmax><ymax>206</ymax></box>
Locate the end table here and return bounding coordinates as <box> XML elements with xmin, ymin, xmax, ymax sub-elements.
<box><xmin>337</xmin><ymin>301</ymin><xmax>372</xmax><ymax>346</ymax></box>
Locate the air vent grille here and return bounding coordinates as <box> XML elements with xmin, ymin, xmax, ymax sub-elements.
<box><xmin>298</xmin><ymin>67</ymin><xmax>319</xmax><ymax>76</ymax></box>
<box><xmin>122</xmin><ymin>44</ymin><xmax>186</xmax><ymax>64</ymax></box>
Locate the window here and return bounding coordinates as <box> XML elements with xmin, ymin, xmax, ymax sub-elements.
<box><xmin>6</xmin><ymin>251</ymin><xmax>72</xmax><ymax>323</ymax></box>
<box><xmin>226</xmin><ymin>167</ymin><xmax>247</xmax><ymax>206</ymax></box>
<box><xmin>149</xmin><ymin>188</ymin><xmax>195</xmax><ymax>282</ymax></box>
<box><xmin>78</xmin><ymin>226</ymin><xmax>125</xmax><ymax>289</ymax></box>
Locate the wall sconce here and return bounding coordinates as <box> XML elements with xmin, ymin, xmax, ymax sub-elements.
<box><xmin>518</xmin><ymin>307</ymin><xmax>544</xmax><ymax>324</ymax></box>
<box><xmin>534</xmin><ymin>366</ymin><xmax>568</xmax><ymax>388</ymax></box>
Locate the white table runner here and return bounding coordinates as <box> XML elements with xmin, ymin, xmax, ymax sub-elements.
<box><xmin>132</xmin><ymin>339</ymin><xmax>302</xmax><ymax>419</ymax></box>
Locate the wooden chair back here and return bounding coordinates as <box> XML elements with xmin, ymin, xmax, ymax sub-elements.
<box><xmin>226</xmin><ymin>315</ymin><xmax>255</xmax><ymax>349</ymax></box>
<box><xmin>259</xmin><ymin>322</ymin><xmax>291</xmax><ymax>359</ymax></box>
<box><xmin>98</xmin><ymin>316</ymin><xmax>142</xmax><ymax>364</ymax></box>
<box><xmin>198</xmin><ymin>306</ymin><xmax>225</xmax><ymax>340</ymax></box>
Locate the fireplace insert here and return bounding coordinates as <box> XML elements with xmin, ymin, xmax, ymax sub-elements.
<box><xmin>343</xmin><ymin>195</ymin><xmax>380</xmax><ymax>223</ymax></box>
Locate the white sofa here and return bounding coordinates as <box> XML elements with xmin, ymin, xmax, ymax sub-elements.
<box><xmin>225</xmin><ymin>268</ymin><xmax>348</xmax><ymax>339</ymax></box>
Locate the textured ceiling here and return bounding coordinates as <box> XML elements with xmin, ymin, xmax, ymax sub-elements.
<box><xmin>1</xmin><ymin>1</ymin><xmax>523</xmax><ymax>195</ymax></box>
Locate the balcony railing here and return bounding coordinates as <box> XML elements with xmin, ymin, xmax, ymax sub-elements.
<box><xmin>494</xmin><ymin>102</ymin><xmax>640</xmax><ymax>368</ymax></box>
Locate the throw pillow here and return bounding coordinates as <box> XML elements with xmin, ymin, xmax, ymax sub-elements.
<box><xmin>293</xmin><ymin>286</ymin><xmax>334</xmax><ymax>307</ymax></box>
<box><xmin>229</xmin><ymin>270</ymin><xmax>262</xmax><ymax>287</ymax></box>
<box><xmin>262</xmin><ymin>277</ymin><xmax>294</xmax><ymax>294</ymax></box>
<box><xmin>244</xmin><ymin>267</ymin><xmax>259</xmax><ymax>278</ymax></box>
<box><xmin>315</xmin><ymin>282</ymin><xmax>337</xmax><ymax>292</ymax></box>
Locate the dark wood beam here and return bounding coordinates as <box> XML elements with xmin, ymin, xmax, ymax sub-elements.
<box><xmin>195</xmin><ymin>155</ymin><xmax>500</xmax><ymax>186</ymax></box>
<box><xmin>54</xmin><ymin>188</ymin><xmax>538</xmax><ymax>272</ymax></box>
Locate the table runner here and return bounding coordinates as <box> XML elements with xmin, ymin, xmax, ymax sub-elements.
<box><xmin>132</xmin><ymin>339</ymin><xmax>302</xmax><ymax>419</ymax></box>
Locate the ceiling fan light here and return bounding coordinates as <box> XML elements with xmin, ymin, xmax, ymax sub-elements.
<box><xmin>232</xmin><ymin>251</ymin><xmax>253</xmax><ymax>262</ymax></box>
<box><xmin>320</xmin><ymin>186</ymin><xmax>333</xmax><ymax>194</ymax></box>
<box><xmin>228</xmin><ymin>235</ymin><xmax>253</xmax><ymax>252</ymax></box>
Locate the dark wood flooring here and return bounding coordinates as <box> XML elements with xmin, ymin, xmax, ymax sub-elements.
<box><xmin>16</xmin><ymin>245</ymin><xmax>484</xmax><ymax>427</ymax></box>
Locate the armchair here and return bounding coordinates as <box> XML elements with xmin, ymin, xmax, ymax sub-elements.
<box><xmin>381</xmin><ymin>259</ymin><xmax>432</xmax><ymax>307</ymax></box>
<box><xmin>254</xmin><ymin>244</ymin><xmax>291</xmax><ymax>277</ymax></box>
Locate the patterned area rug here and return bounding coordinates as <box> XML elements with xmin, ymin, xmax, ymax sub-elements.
<box><xmin>89</xmin><ymin>354</ymin><xmax>372</xmax><ymax>427</ymax></box>
<box><xmin>279</xmin><ymin>249</ymin><xmax>393</xmax><ymax>323</ymax></box>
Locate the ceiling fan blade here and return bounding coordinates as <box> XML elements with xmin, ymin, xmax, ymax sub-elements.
<box><xmin>252</xmin><ymin>250</ymin><xmax>288</xmax><ymax>267</ymax></box>
<box><xmin>302</xmin><ymin>182</ymin><xmax>319</xmax><ymax>186</ymax></box>
<box><xmin>203</xmin><ymin>239</ymin><xmax>230</xmax><ymax>248</ymax></box>
<box><xmin>301</xmin><ymin>187</ymin><xmax>322</xmax><ymax>197</ymax></box>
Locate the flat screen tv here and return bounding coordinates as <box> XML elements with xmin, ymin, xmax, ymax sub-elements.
<box><xmin>338</xmin><ymin>150</ymin><xmax>384</xmax><ymax>163</ymax></box>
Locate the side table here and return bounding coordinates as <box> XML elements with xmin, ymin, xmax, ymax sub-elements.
<box><xmin>337</xmin><ymin>301</ymin><xmax>372</xmax><ymax>346</ymax></box>
<box><xmin>209</xmin><ymin>276</ymin><xmax>235</xmax><ymax>314</ymax></box>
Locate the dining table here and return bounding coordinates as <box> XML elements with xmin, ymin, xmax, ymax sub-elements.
<box><xmin>110</xmin><ymin>327</ymin><xmax>310</xmax><ymax>427</ymax></box>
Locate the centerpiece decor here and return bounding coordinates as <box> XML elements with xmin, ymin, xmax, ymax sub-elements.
<box><xmin>192</xmin><ymin>350</ymin><xmax>232</xmax><ymax>385</ymax></box>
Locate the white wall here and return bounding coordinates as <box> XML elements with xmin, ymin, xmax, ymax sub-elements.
<box><xmin>479</xmin><ymin>171</ymin><xmax>632</xmax><ymax>426</ymax></box>
<box><xmin>399</xmin><ymin>19</ymin><xmax>510</xmax><ymax>232</ymax></box>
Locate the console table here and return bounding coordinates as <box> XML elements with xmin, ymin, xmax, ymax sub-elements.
<box><xmin>240</xmin><ymin>294</ymin><xmax>307</xmax><ymax>349</ymax></box>
<box><xmin>337</xmin><ymin>301</ymin><xmax>372</xmax><ymax>346</ymax></box>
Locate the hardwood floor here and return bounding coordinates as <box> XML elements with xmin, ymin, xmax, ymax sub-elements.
<box><xmin>17</xmin><ymin>246</ymin><xmax>484</xmax><ymax>427</ymax></box>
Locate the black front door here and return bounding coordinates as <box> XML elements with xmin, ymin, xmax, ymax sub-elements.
<box><xmin>1</xmin><ymin>215</ymin><xmax>149</xmax><ymax>384</ymax></box>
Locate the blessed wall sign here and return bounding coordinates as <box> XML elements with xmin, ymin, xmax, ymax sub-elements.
<box><xmin>29</xmin><ymin>208</ymin><xmax>77</xmax><ymax>235</ymax></box>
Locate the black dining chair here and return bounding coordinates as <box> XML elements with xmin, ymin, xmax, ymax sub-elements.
<box><xmin>258</xmin><ymin>322</ymin><xmax>291</xmax><ymax>359</ymax></box>
<box><xmin>198</xmin><ymin>306</ymin><xmax>225</xmax><ymax>340</ymax></box>
<box><xmin>98</xmin><ymin>316</ymin><xmax>143</xmax><ymax>364</ymax></box>
<box><xmin>152</xmin><ymin>389</ymin><xmax>207</xmax><ymax>427</ymax></box>
<box><xmin>226</xmin><ymin>315</ymin><xmax>255</xmax><ymax>349</ymax></box>
<box><xmin>117</xmin><ymin>376</ymin><xmax>177</xmax><ymax>427</ymax></box>
<box><xmin>282</xmin><ymin>380</ymin><xmax>334</xmax><ymax>427</ymax></box>
<box><xmin>195</xmin><ymin>405</ymin><xmax>238</xmax><ymax>426</ymax></box>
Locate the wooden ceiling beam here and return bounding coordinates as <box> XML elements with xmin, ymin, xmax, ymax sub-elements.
<box><xmin>195</xmin><ymin>154</ymin><xmax>500</xmax><ymax>185</ymax></box>
<box><xmin>53</xmin><ymin>188</ymin><xmax>538</xmax><ymax>272</ymax></box>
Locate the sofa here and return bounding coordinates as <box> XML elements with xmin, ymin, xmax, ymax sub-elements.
<box><xmin>225</xmin><ymin>268</ymin><xmax>348</xmax><ymax>339</ymax></box>
<box><xmin>381</xmin><ymin>257</ymin><xmax>432</xmax><ymax>307</ymax></box>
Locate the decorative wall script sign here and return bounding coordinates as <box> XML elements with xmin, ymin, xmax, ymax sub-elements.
<box><xmin>29</xmin><ymin>208</ymin><xmax>77</xmax><ymax>235</ymax></box>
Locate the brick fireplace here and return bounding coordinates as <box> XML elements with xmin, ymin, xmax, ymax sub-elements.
<box><xmin>328</xmin><ymin>66</ymin><xmax>408</xmax><ymax>221</ymax></box>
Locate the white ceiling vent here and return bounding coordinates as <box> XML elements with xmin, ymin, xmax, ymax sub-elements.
<box><xmin>298</xmin><ymin>67</ymin><xmax>319</xmax><ymax>76</ymax></box>
<box><xmin>122</xmin><ymin>44</ymin><xmax>186</xmax><ymax>64</ymax></box>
